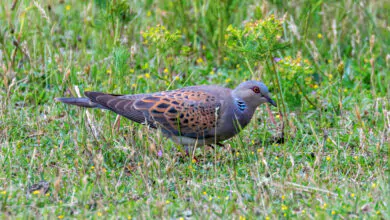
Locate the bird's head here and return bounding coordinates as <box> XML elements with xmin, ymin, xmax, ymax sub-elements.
<box><xmin>233</xmin><ymin>80</ymin><xmax>277</xmax><ymax>108</ymax></box>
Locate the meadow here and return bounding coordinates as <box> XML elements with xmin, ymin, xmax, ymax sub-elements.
<box><xmin>0</xmin><ymin>0</ymin><xmax>389</xmax><ymax>219</ymax></box>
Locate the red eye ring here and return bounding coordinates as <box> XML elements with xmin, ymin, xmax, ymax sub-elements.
<box><xmin>252</xmin><ymin>86</ymin><xmax>261</xmax><ymax>93</ymax></box>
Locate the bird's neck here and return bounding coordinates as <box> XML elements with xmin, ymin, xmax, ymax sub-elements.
<box><xmin>231</xmin><ymin>98</ymin><xmax>255</xmax><ymax>130</ymax></box>
<box><xmin>235</xmin><ymin>98</ymin><xmax>247</xmax><ymax>112</ymax></box>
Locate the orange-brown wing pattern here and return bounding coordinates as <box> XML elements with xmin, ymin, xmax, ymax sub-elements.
<box><xmin>134</xmin><ymin>90</ymin><xmax>221</xmax><ymax>137</ymax></box>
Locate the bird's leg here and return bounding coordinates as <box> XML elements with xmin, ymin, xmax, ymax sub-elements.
<box><xmin>185</xmin><ymin>146</ymin><xmax>190</xmax><ymax>157</ymax></box>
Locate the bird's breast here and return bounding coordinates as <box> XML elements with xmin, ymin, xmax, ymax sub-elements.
<box><xmin>213</xmin><ymin>107</ymin><xmax>255</xmax><ymax>141</ymax></box>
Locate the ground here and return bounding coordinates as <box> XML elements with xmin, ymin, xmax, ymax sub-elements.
<box><xmin>0</xmin><ymin>0</ymin><xmax>389</xmax><ymax>219</ymax></box>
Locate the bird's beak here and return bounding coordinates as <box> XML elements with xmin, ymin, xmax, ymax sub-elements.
<box><xmin>266</xmin><ymin>96</ymin><xmax>277</xmax><ymax>107</ymax></box>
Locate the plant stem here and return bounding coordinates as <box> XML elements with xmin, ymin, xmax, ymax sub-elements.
<box><xmin>267</xmin><ymin>56</ymin><xmax>288</xmax><ymax>126</ymax></box>
<box><xmin>295</xmin><ymin>80</ymin><xmax>319</xmax><ymax>108</ymax></box>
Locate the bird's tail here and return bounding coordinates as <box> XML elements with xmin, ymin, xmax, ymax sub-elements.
<box><xmin>55</xmin><ymin>97</ymin><xmax>107</xmax><ymax>109</ymax></box>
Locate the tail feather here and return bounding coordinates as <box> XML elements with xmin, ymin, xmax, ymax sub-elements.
<box><xmin>55</xmin><ymin>97</ymin><xmax>107</xmax><ymax>109</ymax></box>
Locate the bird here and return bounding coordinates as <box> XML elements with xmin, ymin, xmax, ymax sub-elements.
<box><xmin>56</xmin><ymin>80</ymin><xmax>276</xmax><ymax>147</ymax></box>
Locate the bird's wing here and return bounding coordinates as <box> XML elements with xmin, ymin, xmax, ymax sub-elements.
<box><xmin>85</xmin><ymin>89</ymin><xmax>222</xmax><ymax>138</ymax></box>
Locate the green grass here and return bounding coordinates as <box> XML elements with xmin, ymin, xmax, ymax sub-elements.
<box><xmin>0</xmin><ymin>0</ymin><xmax>389</xmax><ymax>219</ymax></box>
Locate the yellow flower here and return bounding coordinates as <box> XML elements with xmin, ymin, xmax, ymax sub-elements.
<box><xmin>131</xmin><ymin>84</ymin><xmax>137</xmax><ymax>88</ymax></box>
<box><xmin>179</xmin><ymin>218</ymin><xmax>184</xmax><ymax>220</ymax></box>
<box><xmin>376</xmin><ymin>211</ymin><xmax>380</xmax><ymax>215</ymax></box>
<box><xmin>323</xmin><ymin>203</ymin><xmax>327</xmax><ymax>209</ymax></box>
<box><xmin>236</xmin><ymin>152</ymin><xmax>240</xmax><ymax>156</ymax></box>
<box><xmin>302</xmin><ymin>210</ymin><xmax>305</xmax><ymax>214</ymax></box>
<box><xmin>58</xmin><ymin>215</ymin><xmax>64</xmax><ymax>219</ymax></box>
<box><xmin>147</xmin><ymin>11</ymin><xmax>152</xmax><ymax>17</ymax></box>
<box><xmin>45</xmin><ymin>193</ymin><xmax>50</xmax><ymax>197</ymax></box>
<box><xmin>65</xmin><ymin>5</ymin><xmax>71</xmax><ymax>11</ymax></box>
<box><xmin>102</xmin><ymin>168</ymin><xmax>107</xmax><ymax>173</ymax></box>
<box><xmin>265</xmin><ymin>216</ymin><xmax>270</xmax><ymax>220</ymax></box>
<box><xmin>106</xmin><ymin>69</ymin><xmax>112</xmax><ymax>74</ymax></box>
<box><xmin>223</xmin><ymin>57</ymin><xmax>229</xmax><ymax>61</ymax></box>
<box><xmin>225</xmin><ymin>78</ymin><xmax>231</xmax><ymax>83</ymax></box>
<box><xmin>326</xmin><ymin>156</ymin><xmax>331</xmax><ymax>161</ymax></box>
<box><xmin>239</xmin><ymin>216</ymin><xmax>246</xmax><ymax>220</ymax></box>
<box><xmin>313</xmin><ymin>84</ymin><xmax>319</xmax><ymax>89</ymax></box>
<box><xmin>0</xmin><ymin>190</ymin><xmax>6</xmax><ymax>195</ymax></box>
<box><xmin>145</xmin><ymin>73</ymin><xmax>151</xmax><ymax>79</ymax></box>
<box><xmin>284</xmin><ymin>213</ymin><xmax>287</xmax><ymax>217</ymax></box>
<box><xmin>225</xmin><ymin>196</ymin><xmax>229</xmax><ymax>200</ymax></box>
<box><xmin>350</xmin><ymin>193</ymin><xmax>355</xmax><ymax>198</ymax></box>
<box><xmin>196</xmin><ymin>57</ymin><xmax>204</xmax><ymax>64</ymax></box>
<box><xmin>127</xmin><ymin>216</ymin><xmax>132</xmax><ymax>220</ymax></box>
<box><xmin>91</xmin><ymin>166</ymin><xmax>95</xmax><ymax>170</ymax></box>
<box><xmin>354</xmin><ymin>156</ymin><xmax>358</xmax><ymax>160</ymax></box>
<box><xmin>317</xmin><ymin>33</ymin><xmax>323</xmax><ymax>39</ymax></box>
<box><xmin>281</xmin><ymin>195</ymin><xmax>285</xmax><ymax>200</ymax></box>
<box><xmin>130</xmin><ymin>69</ymin><xmax>135</xmax><ymax>73</ymax></box>
<box><xmin>209</xmin><ymin>70</ymin><xmax>215</xmax><ymax>75</ymax></box>
<box><xmin>331</xmin><ymin>210</ymin><xmax>336</xmax><ymax>215</ymax></box>
<box><xmin>174</xmin><ymin>76</ymin><xmax>179</xmax><ymax>81</ymax></box>
<box><xmin>32</xmin><ymin>190</ymin><xmax>40</xmax><ymax>195</ymax></box>
<box><xmin>328</xmin><ymin>74</ymin><xmax>333</xmax><ymax>80</ymax></box>
<box><xmin>281</xmin><ymin>204</ymin><xmax>288</xmax><ymax>211</ymax></box>
<box><xmin>371</xmin><ymin>183</ymin><xmax>377</xmax><ymax>189</ymax></box>
<box><xmin>275</xmin><ymin>156</ymin><xmax>279</xmax><ymax>160</ymax></box>
<box><xmin>166</xmin><ymin>200</ymin><xmax>170</xmax><ymax>204</ymax></box>
<box><xmin>97</xmin><ymin>212</ymin><xmax>102</xmax><ymax>217</ymax></box>
<box><xmin>203</xmin><ymin>191</ymin><xmax>207</xmax><ymax>195</ymax></box>
<box><xmin>163</xmin><ymin>68</ymin><xmax>169</xmax><ymax>73</ymax></box>
<box><xmin>257</xmin><ymin>148</ymin><xmax>263</xmax><ymax>153</ymax></box>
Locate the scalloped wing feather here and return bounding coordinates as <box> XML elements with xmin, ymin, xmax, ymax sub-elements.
<box><xmin>134</xmin><ymin>90</ymin><xmax>221</xmax><ymax>137</ymax></box>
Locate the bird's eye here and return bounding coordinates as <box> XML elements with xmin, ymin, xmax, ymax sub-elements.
<box><xmin>252</xmin><ymin>86</ymin><xmax>261</xmax><ymax>93</ymax></box>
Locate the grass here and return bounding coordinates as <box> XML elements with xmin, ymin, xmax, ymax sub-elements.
<box><xmin>0</xmin><ymin>0</ymin><xmax>389</xmax><ymax>219</ymax></box>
